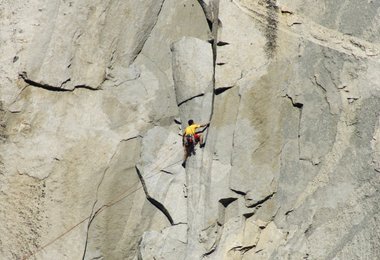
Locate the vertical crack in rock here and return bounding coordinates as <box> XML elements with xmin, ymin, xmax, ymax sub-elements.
<box><xmin>285</xmin><ymin>95</ymin><xmax>304</xmax><ymax>158</ymax></box>
<box><xmin>171</xmin><ymin>1</ymin><xmax>219</xmax><ymax>257</ymax></box>
<box><xmin>206</xmin><ymin>0</ymin><xmax>220</xmax><ymax>140</ymax></box>
<box><xmin>130</xmin><ymin>0</ymin><xmax>166</xmax><ymax>65</ymax></box>
<box><xmin>197</xmin><ymin>0</ymin><xmax>214</xmax><ymax>30</ymax></box>
<box><xmin>230</xmin><ymin>93</ymin><xmax>242</xmax><ymax>166</ymax></box>
<box><xmin>135</xmin><ymin>166</ymin><xmax>174</xmax><ymax>225</ymax></box>
<box><xmin>82</xmin><ymin>136</ymin><xmax>141</xmax><ymax>260</ymax></box>
<box><xmin>313</xmin><ymin>74</ymin><xmax>335</xmax><ymax>114</ymax></box>
<box><xmin>265</xmin><ymin>0</ymin><xmax>279</xmax><ymax>58</ymax></box>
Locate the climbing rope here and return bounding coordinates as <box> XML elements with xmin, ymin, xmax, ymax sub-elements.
<box><xmin>22</xmin><ymin>152</ymin><xmax>183</xmax><ymax>260</ymax></box>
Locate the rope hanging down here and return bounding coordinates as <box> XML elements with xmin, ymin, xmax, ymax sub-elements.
<box><xmin>22</xmin><ymin>152</ymin><xmax>183</xmax><ymax>260</ymax></box>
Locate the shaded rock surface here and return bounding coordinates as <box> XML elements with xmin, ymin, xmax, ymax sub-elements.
<box><xmin>1</xmin><ymin>0</ymin><xmax>380</xmax><ymax>259</ymax></box>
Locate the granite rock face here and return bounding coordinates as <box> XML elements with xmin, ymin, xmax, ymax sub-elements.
<box><xmin>1</xmin><ymin>0</ymin><xmax>380</xmax><ymax>259</ymax></box>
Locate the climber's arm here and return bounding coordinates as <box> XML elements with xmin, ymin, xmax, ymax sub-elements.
<box><xmin>200</xmin><ymin>122</ymin><xmax>210</xmax><ymax>128</ymax></box>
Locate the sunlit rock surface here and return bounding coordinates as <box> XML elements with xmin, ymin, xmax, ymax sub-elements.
<box><xmin>1</xmin><ymin>0</ymin><xmax>380</xmax><ymax>259</ymax></box>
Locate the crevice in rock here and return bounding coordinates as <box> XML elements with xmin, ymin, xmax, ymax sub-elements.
<box><xmin>241</xmin><ymin>245</ymin><xmax>256</xmax><ymax>253</ymax></box>
<box><xmin>217</xmin><ymin>41</ymin><xmax>229</xmax><ymax>46</ymax></box>
<box><xmin>160</xmin><ymin>169</ymin><xmax>174</xmax><ymax>175</ymax></box>
<box><xmin>285</xmin><ymin>94</ymin><xmax>303</xmax><ymax>109</ymax></box>
<box><xmin>172</xmin><ymin>222</ymin><xmax>188</xmax><ymax>226</ymax></box>
<box><xmin>313</xmin><ymin>74</ymin><xmax>335</xmax><ymax>114</ymax></box>
<box><xmin>205</xmin><ymin>0</ymin><xmax>220</xmax><ymax>144</ymax></box>
<box><xmin>89</xmin><ymin>256</ymin><xmax>103</xmax><ymax>260</ymax></box>
<box><xmin>197</xmin><ymin>0</ymin><xmax>214</xmax><ymax>31</ymax></box>
<box><xmin>202</xmin><ymin>247</ymin><xmax>217</xmax><ymax>258</ymax></box>
<box><xmin>219</xmin><ymin>197</ymin><xmax>237</xmax><ymax>207</ymax></box>
<box><xmin>201</xmin><ymin>223</ymin><xmax>222</xmax><ymax>258</ymax></box>
<box><xmin>178</xmin><ymin>93</ymin><xmax>205</xmax><ymax>106</ymax></box>
<box><xmin>19</xmin><ymin>72</ymin><xmax>100</xmax><ymax>92</ymax></box>
<box><xmin>74</xmin><ymin>84</ymin><xmax>101</xmax><ymax>91</ymax></box>
<box><xmin>304</xmin><ymin>224</ymin><xmax>313</xmax><ymax>237</ymax></box>
<box><xmin>136</xmin><ymin>166</ymin><xmax>174</xmax><ymax>225</ymax></box>
<box><xmin>281</xmin><ymin>10</ymin><xmax>293</xmax><ymax>15</ymax></box>
<box><xmin>285</xmin><ymin>209</ymin><xmax>293</xmax><ymax>215</ymax></box>
<box><xmin>60</xmin><ymin>78</ymin><xmax>72</xmax><ymax>88</ymax></box>
<box><xmin>243</xmin><ymin>212</ymin><xmax>255</xmax><ymax>218</ymax></box>
<box><xmin>20</xmin><ymin>72</ymin><xmax>70</xmax><ymax>92</ymax></box>
<box><xmin>313</xmin><ymin>75</ymin><xmax>327</xmax><ymax>92</ymax></box>
<box><xmin>300</xmin><ymin>157</ymin><xmax>320</xmax><ymax>166</ymax></box>
<box><xmin>246</xmin><ymin>192</ymin><xmax>275</xmax><ymax>208</ymax></box>
<box><xmin>230</xmin><ymin>188</ymin><xmax>247</xmax><ymax>196</ymax></box>
<box><xmin>82</xmin><ymin>137</ymin><xmax>141</xmax><ymax>260</ymax></box>
<box><xmin>216</xmin><ymin>62</ymin><xmax>226</xmax><ymax>66</ymax></box>
<box><xmin>130</xmin><ymin>0</ymin><xmax>166</xmax><ymax>65</ymax></box>
<box><xmin>285</xmin><ymin>94</ymin><xmax>303</xmax><ymax>159</ymax></box>
<box><xmin>229</xmin><ymin>245</ymin><xmax>255</xmax><ymax>254</ymax></box>
<box><xmin>214</xmin><ymin>86</ymin><xmax>233</xmax><ymax>95</ymax></box>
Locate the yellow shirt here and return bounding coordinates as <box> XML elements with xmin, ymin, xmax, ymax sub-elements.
<box><xmin>184</xmin><ymin>124</ymin><xmax>200</xmax><ymax>135</ymax></box>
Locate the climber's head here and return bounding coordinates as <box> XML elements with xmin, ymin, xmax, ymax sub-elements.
<box><xmin>188</xmin><ymin>119</ymin><xmax>194</xmax><ymax>126</ymax></box>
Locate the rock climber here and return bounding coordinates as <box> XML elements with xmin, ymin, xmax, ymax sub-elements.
<box><xmin>182</xmin><ymin>119</ymin><xmax>209</xmax><ymax>167</ymax></box>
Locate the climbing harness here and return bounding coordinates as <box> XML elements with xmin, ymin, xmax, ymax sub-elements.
<box><xmin>184</xmin><ymin>134</ymin><xmax>195</xmax><ymax>146</ymax></box>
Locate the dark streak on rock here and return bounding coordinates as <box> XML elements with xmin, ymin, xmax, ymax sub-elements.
<box><xmin>265</xmin><ymin>0</ymin><xmax>279</xmax><ymax>58</ymax></box>
<box><xmin>0</xmin><ymin>102</ymin><xmax>7</xmax><ymax>143</ymax></box>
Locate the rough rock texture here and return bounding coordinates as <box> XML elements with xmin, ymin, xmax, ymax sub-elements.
<box><xmin>1</xmin><ymin>0</ymin><xmax>380</xmax><ymax>259</ymax></box>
